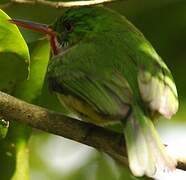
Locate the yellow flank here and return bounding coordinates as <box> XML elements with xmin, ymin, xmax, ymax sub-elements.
<box><xmin>57</xmin><ymin>93</ymin><xmax>118</xmax><ymax>126</ymax></box>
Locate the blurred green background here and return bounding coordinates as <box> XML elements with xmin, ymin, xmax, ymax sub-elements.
<box><xmin>1</xmin><ymin>0</ymin><xmax>186</xmax><ymax>179</ymax></box>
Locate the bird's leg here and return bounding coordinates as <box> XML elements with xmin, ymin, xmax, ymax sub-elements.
<box><xmin>0</xmin><ymin>117</ymin><xmax>9</xmax><ymax>128</ymax></box>
<box><xmin>0</xmin><ymin>116</ymin><xmax>9</xmax><ymax>139</ymax></box>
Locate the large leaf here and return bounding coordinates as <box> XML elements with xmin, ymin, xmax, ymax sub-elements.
<box><xmin>14</xmin><ymin>38</ymin><xmax>50</xmax><ymax>101</ymax></box>
<box><xmin>0</xmin><ymin>39</ymin><xmax>50</xmax><ymax>180</ymax></box>
<box><xmin>0</xmin><ymin>9</ymin><xmax>30</xmax><ymax>93</ymax></box>
<box><xmin>11</xmin><ymin>39</ymin><xmax>50</xmax><ymax>180</ymax></box>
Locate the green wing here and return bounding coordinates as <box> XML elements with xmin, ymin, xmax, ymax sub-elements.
<box><xmin>47</xmin><ymin>35</ymin><xmax>138</xmax><ymax>124</ymax></box>
<box><xmin>48</xmin><ymin>61</ymin><xmax>132</xmax><ymax>124</ymax></box>
<box><xmin>132</xmin><ymin>38</ymin><xmax>179</xmax><ymax>118</ymax></box>
<box><xmin>113</xmin><ymin>15</ymin><xmax>179</xmax><ymax>118</ymax></box>
<box><xmin>138</xmin><ymin>63</ymin><xmax>178</xmax><ymax>119</ymax></box>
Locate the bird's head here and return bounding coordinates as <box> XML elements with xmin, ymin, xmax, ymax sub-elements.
<box><xmin>10</xmin><ymin>7</ymin><xmax>104</xmax><ymax>55</ymax></box>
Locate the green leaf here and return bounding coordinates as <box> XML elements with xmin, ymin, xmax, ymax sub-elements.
<box><xmin>0</xmin><ymin>39</ymin><xmax>50</xmax><ymax>180</ymax></box>
<box><xmin>14</xmin><ymin>38</ymin><xmax>50</xmax><ymax>101</ymax></box>
<box><xmin>11</xmin><ymin>39</ymin><xmax>50</xmax><ymax>180</ymax></box>
<box><xmin>0</xmin><ymin>9</ymin><xmax>30</xmax><ymax>93</ymax></box>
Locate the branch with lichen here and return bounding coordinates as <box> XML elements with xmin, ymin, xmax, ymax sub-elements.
<box><xmin>0</xmin><ymin>0</ymin><xmax>115</xmax><ymax>9</ymax></box>
<box><xmin>0</xmin><ymin>90</ymin><xmax>185</xmax><ymax>171</ymax></box>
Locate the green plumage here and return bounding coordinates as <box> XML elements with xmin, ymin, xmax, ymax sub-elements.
<box><xmin>48</xmin><ymin>6</ymin><xmax>178</xmax><ymax>177</ymax></box>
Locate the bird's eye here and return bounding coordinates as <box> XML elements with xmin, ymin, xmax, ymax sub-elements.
<box><xmin>64</xmin><ymin>22</ymin><xmax>73</xmax><ymax>32</ymax></box>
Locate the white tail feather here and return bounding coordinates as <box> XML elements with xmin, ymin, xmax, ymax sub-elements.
<box><xmin>124</xmin><ymin>109</ymin><xmax>176</xmax><ymax>177</ymax></box>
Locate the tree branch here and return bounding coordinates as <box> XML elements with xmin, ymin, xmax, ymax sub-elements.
<box><xmin>0</xmin><ymin>90</ymin><xmax>185</xmax><ymax>171</ymax></box>
<box><xmin>0</xmin><ymin>0</ymin><xmax>115</xmax><ymax>9</ymax></box>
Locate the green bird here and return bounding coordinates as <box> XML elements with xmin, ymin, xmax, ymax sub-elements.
<box><xmin>11</xmin><ymin>6</ymin><xmax>178</xmax><ymax>177</ymax></box>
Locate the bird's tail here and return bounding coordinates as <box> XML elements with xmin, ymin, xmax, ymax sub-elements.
<box><xmin>123</xmin><ymin>106</ymin><xmax>176</xmax><ymax>177</ymax></box>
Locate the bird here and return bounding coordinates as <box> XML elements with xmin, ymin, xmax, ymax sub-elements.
<box><xmin>10</xmin><ymin>6</ymin><xmax>179</xmax><ymax>177</ymax></box>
